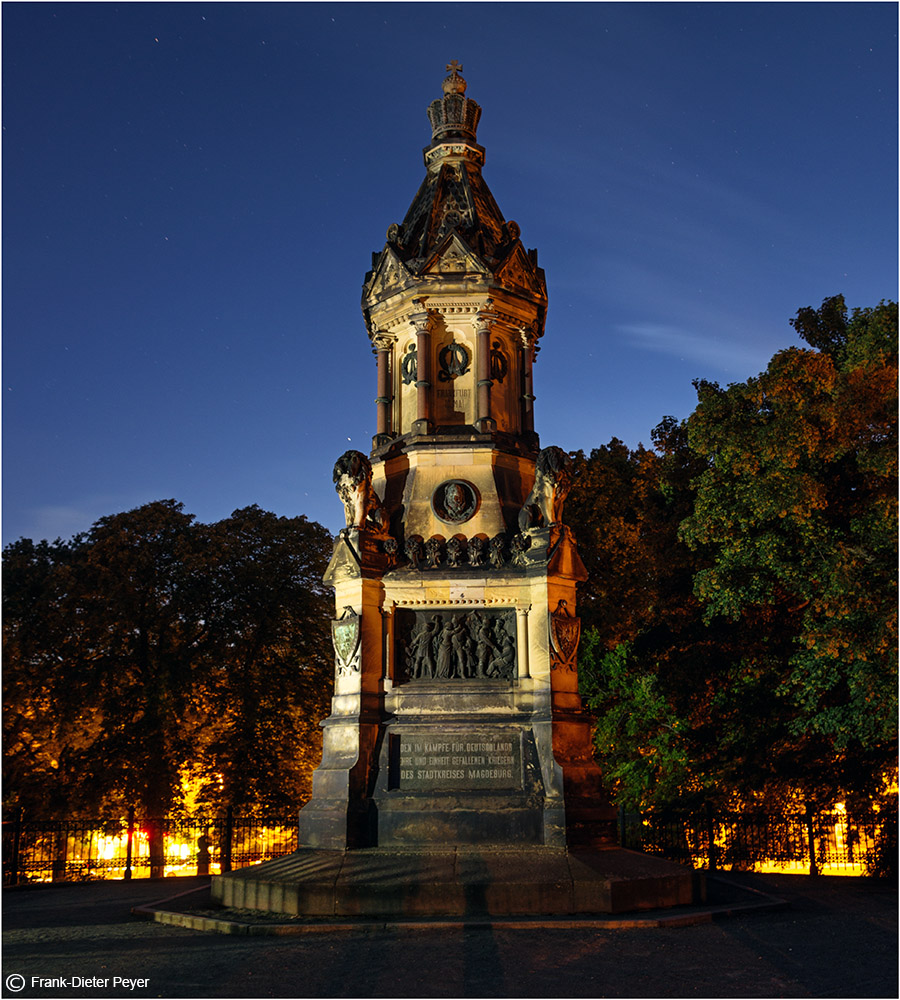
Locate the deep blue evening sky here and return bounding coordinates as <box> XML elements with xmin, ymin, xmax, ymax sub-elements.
<box><xmin>3</xmin><ymin>2</ymin><xmax>896</xmax><ymax>545</ymax></box>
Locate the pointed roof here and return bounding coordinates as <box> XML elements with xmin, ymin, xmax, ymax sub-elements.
<box><xmin>364</xmin><ymin>64</ymin><xmax>546</xmax><ymax>302</ymax></box>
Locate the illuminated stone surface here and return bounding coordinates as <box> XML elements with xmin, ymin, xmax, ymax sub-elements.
<box><xmin>212</xmin><ymin>63</ymin><xmax>698</xmax><ymax>914</ymax></box>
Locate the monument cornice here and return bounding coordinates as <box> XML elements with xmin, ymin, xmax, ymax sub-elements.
<box><xmin>367</xmin><ymin>297</ymin><xmax>544</xmax><ymax>342</ymax></box>
<box><xmin>390</xmin><ymin>597</ymin><xmax>523</xmax><ymax>607</ymax></box>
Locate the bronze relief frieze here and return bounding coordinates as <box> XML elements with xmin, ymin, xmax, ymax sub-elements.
<box><xmin>397</xmin><ymin>608</ymin><xmax>516</xmax><ymax>682</ymax></box>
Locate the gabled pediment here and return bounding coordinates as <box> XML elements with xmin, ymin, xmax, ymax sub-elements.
<box><xmin>494</xmin><ymin>242</ymin><xmax>544</xmax><ymax>295</ymax></box>
<box><xmin>365</xmin><ymin>246</ymin><xmax>413</xmax><ymax>304</ymax></box>
<box><xmin>420</xmin><ymin>231</ymin><xmax>489</xmax><ymax>277</ymax></box>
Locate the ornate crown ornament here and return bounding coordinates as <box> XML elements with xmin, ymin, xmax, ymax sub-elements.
<box><xmin>427</xmin><ymin>60</ymin><xmax>482</xmax><ymax>144</ymax></box>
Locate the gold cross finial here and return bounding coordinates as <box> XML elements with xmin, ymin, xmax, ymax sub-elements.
<box><xmin>446</xmin><ymin>60</ymin><xmax>463</xmax><ymax>76</ymax></box>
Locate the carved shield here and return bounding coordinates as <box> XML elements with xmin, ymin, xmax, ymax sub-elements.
<box><xmin>332</xmin><ymin>607</ymin><xmax>361</xmax><ymax>667</ymax></box>
<box><xmin>550</xmin><ymin>600</ymin><xmax>581</xmax><ymax>668</ymax></box>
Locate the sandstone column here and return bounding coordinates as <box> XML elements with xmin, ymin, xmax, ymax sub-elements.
<box><xmin>411</xmin><ymin>301</ymin><xmax>433</xmax><ymax>435</ymax></box>
<box><xmin>373</xmin><ymin>333</ymin><xmax>393</xmax><ymax>443</ymax></box>
<box><xmin>475</xmin><ymin>299</ymin><xmax>496</xmax><ymax>433</ymax></box>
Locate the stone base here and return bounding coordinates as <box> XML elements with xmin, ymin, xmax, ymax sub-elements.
<box><xmin>211</xmin><ymin>846</ymin><xmax>703</xmax><ymax>918</ymax></box>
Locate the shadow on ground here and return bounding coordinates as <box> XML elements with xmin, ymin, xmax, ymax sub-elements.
<box><xmin>2</xmin><ymin>872</ymin><xmax>896</xmax><ymax>998</ymax></box>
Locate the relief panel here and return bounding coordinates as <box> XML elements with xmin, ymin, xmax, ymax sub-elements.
<box><xmin>396</xmin><ymin>607</ymin><xmax>517</xmax><ymax>682</ymax></box>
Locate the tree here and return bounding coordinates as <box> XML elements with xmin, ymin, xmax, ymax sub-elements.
<box><xmin>3</xmin><ymin>501</ymin><xmax>206</xmax><ymax>822</ymax></box>
<box><xmin>191</xmin><ymin>506</ymin><xmax>333</xmax><ymax>812</ymax></box>
<box><xmin>681</xmin><ymin>296</ymin><xmax>897</xmax><ymax>805</ymax></box>
<box><xmin>578</xmin><ymin>297</ymin><xmax>897</xmax><ymax>812</ymax></box>
<box><xmin>3</xmin><ymin>502</ymin><xmax>335</xmax><ymax>821</ymax></box>
<box><xmin>3</xmin><ymin>535</ymin><xmax>90</xmax><ymax>816</ymax></box>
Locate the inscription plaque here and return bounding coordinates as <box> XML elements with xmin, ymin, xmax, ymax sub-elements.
<box><xmin>397</xmin><ymin>732</ymin><xmax>522</xmax><ymax>790</ymax></box>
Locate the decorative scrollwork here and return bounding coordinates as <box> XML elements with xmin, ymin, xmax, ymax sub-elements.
<box><xmin>401</xmin><ymin>343</ymin><xmax>418</xmax><ymax>385</ymax></box>
<box><xmin>404</xmin><ymin>536</ymin><xmax>424</xmax><ymax>569</ymax></box>
<box><xmin>490</xmin><ymin>341</ymin><xmax>508</xmax><ymax>383</ymax></box>
<box><xmin>425</xmin><ymin>537</ymin><xmax>443</xmax><ymax>568</ymax></box>
<box><xmin>510</xmin><ymin>532</ymin><xmax>530</xmax><ymax>567</ymax></box>
<box><xmin>382</xmin><ymin>536</ymin><xmax>399</xmax><ymax>567</ymax></box>
<box><xmin>446</xmin><ymin>537</ymin><xmax>464</xmax><ymax>568</ymax></box>
<box><xmin>438</xmin><ymin>341</ymin><xmax>470</xmax><ymax>381</ymax></box>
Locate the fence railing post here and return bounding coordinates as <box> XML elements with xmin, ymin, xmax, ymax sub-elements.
<box><xmin>222</xmin><ymin>806</ymin><xmax>233</xmax><ymax>873</ymax></box>
<box><xmin>6</xmin><ymin>808</ymin><xmax>23</xmax><ymax>886</ymax></box>
<box><xmin>124</xmin><ymin>807</ymin><xmax>135</xmax><ymax>881</ymax></box>
<box><xmin>706</xmin><ymin>802</ymin><xmax>718</xmax><ymax>871</ymax></box>
<box><xmin>805</xmin><ymin>803</ymin><xmax>819</xmax><ymax>876</ymax></box>
<box><xmin>51</xmin><ymin>822</ymin><xmax>67</xmax><ymax>882</ymax></box>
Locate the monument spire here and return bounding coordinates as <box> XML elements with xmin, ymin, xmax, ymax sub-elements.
<box><xmin>362</xmin><ymin>66</ymin><xmax>547</xmax><ymax>452</ymax></box>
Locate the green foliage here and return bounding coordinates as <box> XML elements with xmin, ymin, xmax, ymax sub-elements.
<box><xmin>580</xmin><ymin>634</ymin><xmax>693</xmax><ymax>811</ymax></box>
<box><xmin>3</xmin><ymin>502</ymin><xmax>334</xmax><ymax>817</ymax></box>
<box><xmin>681</xmin><ymin>298</ymin><xmax>897</xmax><ymax>754</ymax></box>
<box><xmin>578</xmin><ymin>296</ymin><xmax>897</xmax><ymax>812</ymax></box>
<box><xmin>566</xmin><ymin>424</ymin><xmax>706</xmax><ymax>654</ymax></box>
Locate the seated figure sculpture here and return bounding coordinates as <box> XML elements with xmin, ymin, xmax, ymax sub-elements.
<box><xmin>333</xmin><ymin>449</ymin><xmax>389</xmax><ymax>535</ymax></box>
<box><xmin>518</xmin><ymin>445</ymin><xmax>576</xmax><ymax>532</ymax></box>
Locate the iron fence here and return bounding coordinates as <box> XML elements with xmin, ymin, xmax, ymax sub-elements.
<box><xmin>4</xmin><ymin>804</ymin><xmax>895</xmax><ymax>885</ymax></box>
<box><xmin>2</xmin><ymin>809</ymin><xmax>297</xmax><ymax>885</ymax></box>
<box><xmin>621</xmin><ymin>805</ymin><xmax>896</xmax><ymax>876</ymax></box>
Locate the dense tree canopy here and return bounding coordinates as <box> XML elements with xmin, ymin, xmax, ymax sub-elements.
<box><xmin>575</xmin><ymin>297</ymin><xmax>897</xmax><ymax>813</ymax></box>
<box><xmin>3</xmin><ymin>502</ymin><xmax>333</xmax><ymax>817</ymax></box>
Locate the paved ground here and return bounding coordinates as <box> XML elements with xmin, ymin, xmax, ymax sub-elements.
<box><xmin>2</xmin><ymin>873</ymin><xmax>896</xmax><ymax>999</ymax></box>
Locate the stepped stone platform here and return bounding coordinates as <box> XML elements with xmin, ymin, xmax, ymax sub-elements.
<box><xmin>211</xmin><ymin>846</ymin><xmax>703</xmax><ymax>918</ymax></box>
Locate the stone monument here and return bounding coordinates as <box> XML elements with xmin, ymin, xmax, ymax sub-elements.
<box><xmin>212</xmin><ymin>65</ymin><xmax>700</xmax><ymax>916</ymax></box>
<box><xmin>298</xmin><ymin>60</ymin><xmax>613</xmax><ymax>851</ymax></box>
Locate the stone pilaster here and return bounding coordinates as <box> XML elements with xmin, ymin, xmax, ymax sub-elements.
<box><xmin>475</xmin><ymin>299</ymin><xmax>496</xmax><ymax>433</ymax></box>
<box><xmin>410</xmin><ymin>302</ymin><xmax>433</xmax><ymax>436</ymax></box>
<box><xmin>373</xmin><ymin>333</ymin><xmax>393</xmax><ymax>448</ymax></box>
<box><xmin>520</xmin><ymin>327</ymin><xmax>536</xmax><ymax>436</ymax></box>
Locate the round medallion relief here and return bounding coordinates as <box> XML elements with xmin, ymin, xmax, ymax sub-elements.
<box><xmin>432</xmin><ymin>480</ymin><xmax>479</xmax><ymax>524</ymax></box>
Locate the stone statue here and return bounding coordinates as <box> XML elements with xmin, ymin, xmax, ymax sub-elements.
<box><xmin>467</xmin><ymin>535</ymin><xmax>485</xmax><ymax>567</ymax></box>
<box><xmin>333</xmin><ymin>450</ymin><xmax>389</xmax><ymax>534</ymax></box>
<box><xmin>518</xmin><ymin>446</ymin><xmax>576</xmax><ymax>531</ymax></box>
<box><xmin>489</xmin><ymin>534</ymin><xmax>506</xmax><ymax>569</ymax></box>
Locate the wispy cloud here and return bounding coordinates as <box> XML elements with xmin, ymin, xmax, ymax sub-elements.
<box><xmin>617</xmin><ymin>322</ymin><xmax>773</xmax><ymax>374</ymax></box>
<box><xmin>11</xmin><ymin>493</ymin><xmax>154</xmax><ymax>545</ymax></box>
